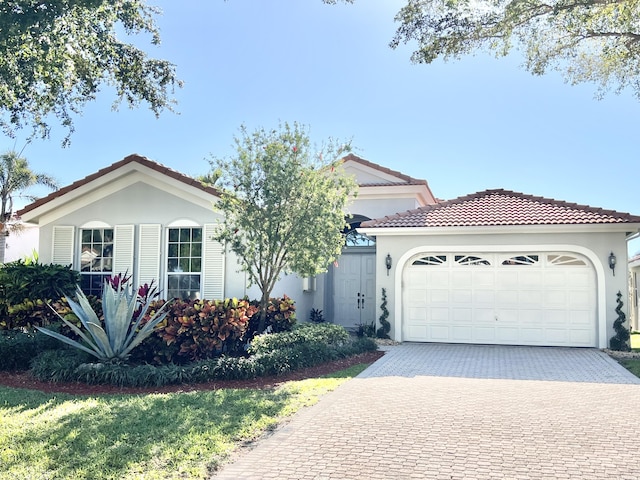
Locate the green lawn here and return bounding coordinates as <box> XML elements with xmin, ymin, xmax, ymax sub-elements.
<box><xmin>0</xmin><ymin>364</ymin><xmax>368</xmax><ymax>480</ymax></box>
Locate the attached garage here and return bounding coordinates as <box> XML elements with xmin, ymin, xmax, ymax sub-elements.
<box><xmin>359</xmin><ymin>189</ymin><xmax>640</xmax><ymax>349</ymax></box>
<box><xmin>404</xmin><ymin>252</ymin><xmax>596</xmax><ymax>347</ymax></box>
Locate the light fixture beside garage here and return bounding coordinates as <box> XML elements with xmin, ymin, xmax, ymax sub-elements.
<box><xmin>609</xmin><ymin>252</ymin><xmax>617</xmax><ymax>276</ymax></box>
<box><xmin>385</xmin><ymin>253</ymin><xmax>392</xmax><ymax>276</ymax></box>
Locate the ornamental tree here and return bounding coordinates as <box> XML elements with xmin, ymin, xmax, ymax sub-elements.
<box><xmin>210</xmin><ymin>123</ymin><xmax>357</xmax><ymax>333</ymax></box>
<box><xmin>0</xmin><ymin>0</ymin><xmax>181</xmax><ymax>145</ymax></box>
<box><xmin>388</xmin><ymin>0</ymin><xmax>640</xmax><ymax>100</ymax></box>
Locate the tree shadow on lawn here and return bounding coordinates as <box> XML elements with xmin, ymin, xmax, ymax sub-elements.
<box><xmin>1</xmin><ymin>386</ymin><xmax>296</xmax><ymax>479</ymax></box>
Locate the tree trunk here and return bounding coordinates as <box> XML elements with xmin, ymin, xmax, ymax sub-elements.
<box><xmin>258</xmin><ymin>289</ymin><xmax>269</xmax><ymax>333</ymax></box>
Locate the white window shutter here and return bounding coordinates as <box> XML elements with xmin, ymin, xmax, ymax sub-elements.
<box><xmin>113</xmin><ymin>225</ymin><xmax>135</xmax><ymax>277</ymax></box>
<box><xmin>202</xmin><ymin>224</ymin><xmax>225</xmax><ymax>300</ymax></box>
<box><xmin>52</xmin><ymin>226</ymin><xmax>75</xmax><ymax>266</ymax></box>
<box><xmin>137</xmin><ymin>224</ymin><xmax>161</xmax><ymax>288</ymax></box>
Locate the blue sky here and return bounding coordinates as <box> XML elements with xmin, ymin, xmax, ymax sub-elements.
<box><xmin>10</xmin><ymin>0</ymin><xmax>640</xmax><ymax>254</ymax></box>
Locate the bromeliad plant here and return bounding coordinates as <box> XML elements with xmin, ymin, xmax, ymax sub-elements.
<box><xmin>37</xmin><ymin>279</ymin><xmax>170</xmax><ymax>363</ymax></box>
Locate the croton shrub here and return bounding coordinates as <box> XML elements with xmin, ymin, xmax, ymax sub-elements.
<box><xmin>132</xmin><ymin>295</ymin><xmax>296</xmax><ymax>365</ymax></box>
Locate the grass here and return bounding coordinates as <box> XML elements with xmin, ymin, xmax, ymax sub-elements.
<box><xmin>619</xmin><ymin>358</ymin><xmax>640</xmax><ymax>378</ymax></box>
<box><xmin>0</xmin><ymin>363</ymin><xmax>369</xmax><ymax>480</ymax></box>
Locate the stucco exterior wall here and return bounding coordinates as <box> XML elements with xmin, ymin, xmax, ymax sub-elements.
<box><xmin>373</xmin><ymin>229</ymin><xmax>629</xmax><ymax>349</ymax></box>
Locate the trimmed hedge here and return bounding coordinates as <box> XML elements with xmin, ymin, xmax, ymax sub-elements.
<box><xmin>248</xmin><ymin>323</ymin><xmax>349</xmax><ymax>355</ymax></box>
<box><xmin>29</xmin><ymin>333</ymin><xmax>378</xmax><ymax>387</ymax></box>
<box><xmin>0</xmin><ymin>330</ymin><xmax>63</xmax><ymax>371</ymax></box>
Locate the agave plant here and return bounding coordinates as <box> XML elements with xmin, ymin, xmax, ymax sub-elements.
<box><xmin>38</xmin><ymin>280</ymin><xmax>170</xmax><ymax>362</ymax></box>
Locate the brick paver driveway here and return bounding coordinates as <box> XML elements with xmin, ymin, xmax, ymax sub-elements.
<box><xmin>213</xmin><ymin>344</ymin><xmax>640</xmax><ymax>480</ymax></box>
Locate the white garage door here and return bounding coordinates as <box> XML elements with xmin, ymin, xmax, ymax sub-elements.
<box><xmin>404</xmin><ymin>253</ymin><xmax>597</xmax><ymax>347</ymax></box>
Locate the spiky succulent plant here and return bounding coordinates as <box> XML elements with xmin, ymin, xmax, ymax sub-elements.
<box><xmin>38</xmin><ymin>281</ymin><xmax>169</xmax><ymax>362</ymax></box>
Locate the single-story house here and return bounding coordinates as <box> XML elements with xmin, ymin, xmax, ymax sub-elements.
<box><xmin>17</xmin><ymin>153</ymin><xmax>640</xmax><ymax>349</ymax></box>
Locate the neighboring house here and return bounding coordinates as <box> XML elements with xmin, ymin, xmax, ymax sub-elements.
<box><xmin>17</xmin><ymin>153</ymin><xmax>640</xmax><ymax>349</ymax></box>
<box><xmin>3</xmin><ymin>220</ymin><xmax>39</xmax><ymax>263</ymax></box>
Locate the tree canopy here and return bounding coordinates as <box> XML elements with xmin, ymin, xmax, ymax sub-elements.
<box><xmin>210</xmin><ymin>123</ymin><xmax>357</xmax><ymax>331</ymax></box>
<box><xmin>389</xmin><ymin>0</ymin><xmax>640</xmax><ymax>98</ymax></box>
<box><xmin>0</xmin><ymin>0</ymin><xmax>181</xmax><ymax>145</ymax></box>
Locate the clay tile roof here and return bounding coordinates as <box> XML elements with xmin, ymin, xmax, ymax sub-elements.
<box><xmin>361</xmin><ymin>189</ymin><xmax>640</xmax><ymax>228</ymax></box>
<box><xmin>342</xmin><ymin>153</ymin><xmax>428</xmax><ymax>187</ymax></box>
<box><xmin>17</xmin><ymin>154</ymin><xmax>220</xmax><ymax>217</ymax></box>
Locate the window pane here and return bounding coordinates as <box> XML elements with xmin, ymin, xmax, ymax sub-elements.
<box><xmin>179</xmin><ymin>243</ymin><xmax>190</xmax><ymax>257</ymax></box>
<box><xmin>191</xmin><ymin>258</ymin><xmax>201</xmax><ymax>272</ymax></box>
<box><xmin>180</xmin><ymin>228</ymin><xmax>190</xmax><ymax>242</ymax></box>
<box><xmin>180</xmin><ymin>258</ymin><xmax>190</xmax><ymax>272</ymax></box>
<box><xmin>102</xmin><ymin>258</ymin><xmax>112</xmax><ymax>272</ymax></box>
<box><xmin>168</xmin><ymin>259</ymin><xmax>179</xmax><ymax>272</ymax></box>
<box><xmin>102</xmin><ymin>243</ymin><xmax>113</xmax><ymax>258</ymax></box>
<box><xmin>192</xmin><ymin>229</ymin><xmax>202</xmax><ymax>242</ymax></box>
<box><xmin>103</xmin><ymin>229</ymin><xmax>114</xmax><ymax>242</ymax></box>
<box><xmin>189</xmin><ymin>275</ymin><xmax>201</xmax><ymax>290</ymax></box>
<box><xmin>92</xmin><ymin>229</ymin><xmax>102</xmax><ymax>242</ymax></box>
<box><xmin>169</xmin><ymin>229</ymin><xmax>179</xmax><ymax>242</ymax></box>
<box><xmin>191</xmin><ymin>243</ymin><xmax>202</xmax><ymax>257</ymax></box>
<box><xmin>168</xmin><ymin>244</ymin><xmax>178</xmax><ymax>257</ymax></box>
<box><xmin>82</xmin><ymin>230</ymin><xmax>92</xmax><ymax>243</ymax></box>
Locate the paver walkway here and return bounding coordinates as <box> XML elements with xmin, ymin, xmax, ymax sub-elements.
<box><xmin>213</xmin><ymin>344</ymin><xmax>640</xmax><ymax>480</ymax></box>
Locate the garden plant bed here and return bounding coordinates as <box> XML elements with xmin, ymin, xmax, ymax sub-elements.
<box><xmin>0</xmin><ymin>350</ymin><xmax>384</xmax><ymax>395</ymax></box>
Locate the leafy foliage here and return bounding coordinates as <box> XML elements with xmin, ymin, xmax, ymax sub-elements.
<box><xmin>247</xmin><ymin>295</ymin><xmax>297</xmax><ymax>337</ymax></box>
<box><xmin>0</xmin><ymin>260</ymin><xmax>80</xmax><ymax>329</ymax></box>
<box><xmin>610</xmin><ymin>290</ymin><xmax>631</xmax><ymax>351</ymax></box>
<box><xmin>210</xmin><ymin>122</ymin><xmax>357</xmax><ymax>332</ymax></box>
<box><xmin>309</xmin><ymin>308</ymin><xmax>326</xmax><ymax>323</ymax></box>
<box><xmin>376</xmin><ymin>287</ymin><xmax>391</xmax><ymax>339</ymax></box>
<box><xmin>0</xmin><ymin>150</ymin><xmax>58</xmax><ymax>262</ymax></box>
<box><xmin>0</xmin><ymin>1</ymin><xmax>181</xmax><ymax>144</ymax></box>
<box><xmin>0</xmin><ymin>329</ymin><xmax>62</xmax><ymax>371</ymax></box>
<box><xmin>248</xmin><ymin>323</ymin><xmax>350</xmax><ymax>355</ymax></box>
<box><xmin>37</xmin><ymin>281</ymin><xmax>170</xmax><ymax>362</ymax></box>
<box><xmin>390</xmin><ymin>0</ymin><xmax>640</xmax><ymax>99</ymax></box>
<box><xmin>134</xmin><ymin>297</ymin><xmax>258</xmax><ymax>364</ymax></box>
<box><xmin>30</xmin><ymin>324</ymin><xmax>377</xmax><ymax>386</ymax></box>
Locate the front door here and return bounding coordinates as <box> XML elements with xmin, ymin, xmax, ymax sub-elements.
<box><xmin>333</xmin><ymin>253</ymin><xmax>376</xmax><ymax>330</ymax></box>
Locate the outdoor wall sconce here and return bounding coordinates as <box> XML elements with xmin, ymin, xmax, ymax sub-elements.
<box><xmin>385</xmin><ymin>253</ymin><xmax>392</xmax><ymax>276</ymax></box>
<box><xmin>609</xmin><ymin>252</ymin><xmax>617</xmax><ymax>276</ymax></box>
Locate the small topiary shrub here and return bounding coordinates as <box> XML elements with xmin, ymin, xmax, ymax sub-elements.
<box><xmin>610</xmin><ymin>290</ymin><xmax>631</xmax><ymax>351</ymax></box>
<box><xmin>376</xmin><ymin>288</ymin><xmax>391</xmax><ymax>339</ymax></box>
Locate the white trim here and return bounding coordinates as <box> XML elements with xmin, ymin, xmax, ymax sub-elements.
<box><xmin>393</xmin><ymin>244</ymin><xmax>608</xmax><ymax>348</ymax></box>
<box><xmin>80</xmin><ymin>220</ymin><xmax>112</xmax><ymax>229</ymax></box>
<box><xmin>167</xmin><ymin>219</ymin><xmax>200</xmax><ymax>228</ymax></box>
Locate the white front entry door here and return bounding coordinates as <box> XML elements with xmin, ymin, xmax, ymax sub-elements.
<box><xmin>333</xmin><ymin>253</ymin><xmax>376</xmax><ymax>329</ymax></box>
<box><xmin>404</xmin><ymin>252</ymin><xmax>597</xmax><ymax>347</ymax></box>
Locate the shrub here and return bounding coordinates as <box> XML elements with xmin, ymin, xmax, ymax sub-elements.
<box><xmin>29</xmin><ymin>326</ymin><xmax>378</xmax><ymax>387</ymax></box>
<box><xmin>0</xmin><ymin>330</ymin><xmax>63</xmax><ymax>371</ymax></box>
<box><xmin>247</xmin><ymin>295</ymin><xmax>297</xmax><ymax>337</ymax></box>
<box><xmin>248</xmin><ymin>323</ymin><xmax>349</xmax><ymax>355</ymax></box>
<box><xmin>376</xmin><ymin>288</ymin><xmax>391</xmax><ymax>339</ymax></box>
<box><xmin>309</xmin><ymin>308</ymin><xmax>325</xmax><ymax>323</ymax></box>
<box><xmin>134</xmin><ymin>297</ymin><xmax>258</xmax><ymax>364</ymax></box>
<box><xmin>0</xmin><ymin>261</ymin><xmax>80</xmax><ymax>330</ymax></box>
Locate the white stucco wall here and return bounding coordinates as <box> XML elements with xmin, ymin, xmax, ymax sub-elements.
<box><xmin>371</xmin><ymin>228</ymin><xmax>630</xmax><ymax>349</ymax></box>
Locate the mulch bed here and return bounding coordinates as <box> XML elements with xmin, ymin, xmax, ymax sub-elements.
<box><xmin>0</xmin><ymin>350</ymin><xmax>385</xmax><ymax>396</ymax></box>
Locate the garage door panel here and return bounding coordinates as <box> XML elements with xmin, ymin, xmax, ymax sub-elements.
<box><xmin>452</xmin><ymin>308</ymin><xmax>472</xmax><ymax>322</ymax></box>
<box><xmin>452</xmin><ymin>289</ymin><xmax>472</xmax><ymax>303</ymax></box>
<box><xmin>430</xmin><ymin>325</ymin><xmax>451</xmax><ymax>341</ymax></box>
<box><xmin>473</xmin><ymin>308</ymin><xmax>495</xmax><ymax>323</ymax></box>
<box><xmin>431</xmin><ymin>307</ymin><xmax>450</xmax><ymax>322</ymax></box>
<box><xmin>404</xmin><ymin>251</ymin><xmax>596</xmax><ymax>347</ymax></box>
<box><xmin>474</xmin><ymin>327</ymin><xmax>496</xmax><ymax>342</ymax></box>
<box><xmin>474</xmin><ymin>289</ymin><xmax>495</xmax><ymax>304</ymax></box>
